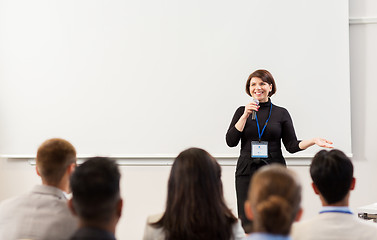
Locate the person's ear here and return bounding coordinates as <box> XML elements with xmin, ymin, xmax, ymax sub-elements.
<box><xmin>244</xmin><ymin>200</ymin><xmax>254</xmax><ymax>221</ymax></box>
<box><xmin>311</xmin><ymin>182</ymin><xmax>320</xmax><ymax>195</ymax></box>
<box><xmin>295</xmin><ymin>207</ymin><xmax>303</xmax><ymax>222</ymax></box>
<box><xmin>36</xmin><ymin>166</ymin><xmax>41</xmax><ymax>176</ymax></box>
<box><xmin>67</xmin><ymin>162</ymin><xmax>76</xmax><ymax>175</ymax></box>
<box><xmin>350</xmin><ymin>177</ymin><xmax>356</xmax><ymax>190</ymax></box>
<box><xmin>68</xmin><ymin>198</ymin><xmax>77</xmax><ymax>216</ymax></box>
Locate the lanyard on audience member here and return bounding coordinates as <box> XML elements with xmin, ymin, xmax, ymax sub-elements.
<box><xmin>255</xmin><ymin>102</ymin><xmax>272</xmax><ymax>142</ymax></box>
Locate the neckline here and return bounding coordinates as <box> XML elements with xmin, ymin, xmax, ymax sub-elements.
<box><xmin>259</xmin><ymin>98</ymin><xmax>271</xmax><ymax>107</ymax></box>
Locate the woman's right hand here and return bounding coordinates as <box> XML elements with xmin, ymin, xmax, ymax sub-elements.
<box><xmin>242</xmin><ymin>102</ymin><xmax>260</xmax><ymax>118</ymax></box>
<box><xmin>235</xmin><ymin>102</ymin><xmax>260</xmax><ymax>132</ymax></box>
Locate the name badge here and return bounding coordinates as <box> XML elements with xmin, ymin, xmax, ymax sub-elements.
<box><xmin>251</xmin><ymin>141</ymin><xmax>268</xmax><ymax>158</ymax></box>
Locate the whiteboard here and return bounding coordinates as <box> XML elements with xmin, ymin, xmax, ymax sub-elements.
<box><xmin>0</xmin><ymin>0</ymin><xmax>351</xmax><ymax>157</ymax></box>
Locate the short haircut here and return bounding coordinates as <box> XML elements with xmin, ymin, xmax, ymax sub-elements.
<box><xmin>245</xmin><ymin>69</ymin><xmax>277</xmax><ymax>97</ymax></box>
<box><xmin>248</xmin><ymin>164</ymin><xmax>301</xmax><ymax>235</ymax></box>
<box><xmin>36</xmin><ymin>138</ymin><xmax>77</xmax><ymax>185</ymax></box>
<box><xmin>70</xmin><ymin>157</ymin><xmax>121</xmax><ymax>224</ymax></box>
<box><xmin>310</xmin><ymin>149</ymin><xmax>353</xmax><ymax>204</ymax></box>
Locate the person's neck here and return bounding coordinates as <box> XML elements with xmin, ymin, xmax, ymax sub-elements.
<box><xmin>42</xmin><ymin>179</ymin><xmax>69</xmax><ymax>193</ymax></box>
<box><xmin>259</xmin><ymin>98</ymin><xmax>270</xmax><ymax>103</ymax></box>
<box><xmin>79</xmin><ymin>220</ymin><xmax>117</xmax><ymax>235</ymax></box>
<box><xmin>323</xmin><ymin>201</ymin><xmax>348</xmax><ymax>207</ymax></box>
<box><xmin>321</xmin><ymin>194</ymin><xmax>349</xmax><ymax>207</ymax></box>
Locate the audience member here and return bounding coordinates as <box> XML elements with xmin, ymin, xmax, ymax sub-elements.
<box><xmin>291</xmin><ymin>149</ymin><xmax>377</xmax><ymax>240</ymax></box>
<box><xmin>68</xmin><ymin>157</ymin><xmax>122</xmax><ymax>240</ymax></box>
<box><xmin>243</xmin><ymin>164</ymin><xmax>302</xmax><ymax>240</ymax></box>
<box><xmin>143</xmin><ymin>147</ymin><xmax>245</xmax><ymax>240</ymax></box>
<box><xmin>0</xmin><ymin>138</ymin><xmax>78</xmax><ymax>240</ymax></box>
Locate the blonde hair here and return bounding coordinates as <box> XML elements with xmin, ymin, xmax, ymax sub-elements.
<box><xmin>248</xmin><ymin>164</ymin><xmax>301</xmax><ymax>235</ymax></box>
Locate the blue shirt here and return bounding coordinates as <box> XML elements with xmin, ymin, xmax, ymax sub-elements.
<box><xmin>243</xmin><ymin>233</ymin><xmax>292</xmax><ymax>240</ymax></box>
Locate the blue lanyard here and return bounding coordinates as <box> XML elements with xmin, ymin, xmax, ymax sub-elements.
<box><xmin>255</xmin><ymin>103</ymin><xmax>272</xmax><ymax>141</ymax></box>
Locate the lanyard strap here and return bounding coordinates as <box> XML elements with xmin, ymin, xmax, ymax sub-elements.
<box><xmin>255</xmin><ymin>103</ymin><xmax>272</xmax><ymax>141</ymax></box>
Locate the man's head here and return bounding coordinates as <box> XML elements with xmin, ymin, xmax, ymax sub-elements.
<box><xmin>310</xmin><ymin>149</ymin><xmax>355</xmax><ymax>205</ymax></box>
<box><xmin>36</xmin><ymin>138</ymin><xmax>76</xmax><ymax>186</ymax></box>
<box><xmin>69</xmin><ymin>157</ymin><xmax>122</xmax><ymax>230</ymax></box>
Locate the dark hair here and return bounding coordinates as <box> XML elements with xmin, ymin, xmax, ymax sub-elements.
<box><xmin>245</xmin><ymin>69</ymin><xmax>276</xmax><ymax>97</ymax></box>
<box><xmin>70</xmin><ymin>157</ymin><xmax>121</xmax><ymax>224</ymax></box>
<box><xmin>36</xmin><ymin>138</ymin><xmax>76</xmax><ymax>185</ymax></box>
<box><xmin>310</xmin><ymin>149</ymin><xmax>353</xmax><ymax>204</ymax></box>
<box><xmin>248</xmin><ymin>164</ymin><xmax>301</xmax><ymax>235</ymax></box>
<box><xmin>152</xmin><ymin>148</ymin><xmax>238</xmax><ymax>240</ymax></box>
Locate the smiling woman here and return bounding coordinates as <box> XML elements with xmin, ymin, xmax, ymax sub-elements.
<box><xmin>226</xmin><ymin>69</ymin><xmax>333</xmax><ymax>232</ymax></box>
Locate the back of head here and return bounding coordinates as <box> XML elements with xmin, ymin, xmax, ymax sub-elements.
<box><xmin>310</xmin><ymin>149</ymin><xmax>353</xmax><ymax>204</ymax></box>
<box><xmin>36</xmin><ymin>138</ymin><xmax>76</xmax><ymax>185</ymax></box>
<box><xmin>155</xmin><ymin>147</ymin><xmax>237</xmax><ymax>240</ymax></box>
<box><xmin>248</xmin><ymin>164</ymin><xmax>301</xmax><ymax>235</ymax></box>
<box><xmin>167</xmin><ymin>147</ymin><xmax>223</xmax><ymax>208</ymax></box>
<box><xmin>70</xmin><ymin>157</ymin><xmax>121</xmax><ymax>225</ymax></box>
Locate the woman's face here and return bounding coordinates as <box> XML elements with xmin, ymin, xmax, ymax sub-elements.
<box><xmin>249</xmin><ymin>77</ymin><xmax>272</xmax><ymax>103</ymax></box>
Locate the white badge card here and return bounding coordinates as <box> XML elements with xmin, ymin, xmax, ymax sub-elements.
<box><xmin>251</xmin><ymin>141</ymin><xmax>268</xmax><ymax>158</ymax></box>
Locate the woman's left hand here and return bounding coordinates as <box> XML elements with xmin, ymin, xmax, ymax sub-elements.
<box><xmin>313</xmin><ymin>138</ymin><xmax>333</xmax><ymax>148</ymax></box>
<box><xmin>299</xmin><ymin>137</ymin><xmax>333</xmax><ymax>150</ymax></box>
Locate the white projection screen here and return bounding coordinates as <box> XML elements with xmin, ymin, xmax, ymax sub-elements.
<box><xmin>0</xmin><ymin>0</ymin><xmax>351</xmax><ymax>158</ymax></box>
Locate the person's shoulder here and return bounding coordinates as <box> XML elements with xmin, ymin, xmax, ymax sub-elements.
<box><xmin>291</xmin><ymin>217</ymin><xmax>322</xmax><ymax>240</ymax></box>
<box><xmin>352</xmin><ymin>216</ymin><xmax>377</xmax><ymax>229</ymax></box>
<box><xmin>0</xmin><ymin>192</ymin><xmax>31</xmax><ymax>210</ymax></box>
<box><xmin>230</xmin><ymin>106</ymin><xmax>245</xmax><ymax>117</ymax></box>
<box><xmin>143</xmin><ymin>213</ymin><xmax>165</xmax><ymax>240</ymax></box>
<box><xmin>146</xmin><ymin>213</ymin><xmax>163</xmax><ymax>224</ymax></box>
<box><xmin>292</xmin><ymin>216</ymin><xmax>319</xmax><ymax>229</ymax></box>
<box><xmin>231</xmin><ymin>219</ymin><xmax>246</xmax><ymax>240</ymax></box>
<box><xmin>236</xmin><ymin>106</ymin><xmax>245</xmax><ymax>112</ymax></box>
<box><xmin>271</xmin><ymin>102</ymin><xmax>288</xmax><ymax>112</ymax></box>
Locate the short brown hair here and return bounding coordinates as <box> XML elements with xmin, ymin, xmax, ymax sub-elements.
<box><xmin>248</xmin><ymin>164</ymin><xmax>301</xmax><ymax>235</ymax></box>
<box><xmin>245</xmin><ymin>69</ymin><xmax>277</xmax><ymax>97</ymax></box>
<box><xmin>36</xmin><ymin>138</ymin><xmax>77</xmax><ymax>185</ymax></box>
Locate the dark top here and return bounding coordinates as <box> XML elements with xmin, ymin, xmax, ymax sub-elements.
<box><xmin>226</xmin><ymin>99</ymin><xmax>302</xmax><ymax>175</ymax></box>
<box><xmin>70</xmin><ymin>227</ymin><xmax>116</xmax><ymax>240</ymax></box>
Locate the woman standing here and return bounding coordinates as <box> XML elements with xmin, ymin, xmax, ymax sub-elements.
<box><xmin>226</xmin><ymin>69</ymin><xmax>332</xmax><ymax>231</ymax></box>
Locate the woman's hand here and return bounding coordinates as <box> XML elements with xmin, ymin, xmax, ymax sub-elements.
<box><xmin>313</xmin><ymin>138</ymin><xmax>333</xmax><ymax>148</ymax></box>
<box><xmin>299</xmin><ymin>138</ymin><xmax>333</xmax><ymax>150</ymax></box>
<box><xmin>242</xmin><ymin>102</ymin><xmax>260</xmax><ymax>118</ymax></box>
<box><xmin>235</xmin><ymin>102</ymin><xmax>260</xmax><ymax>132</ymax></box>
